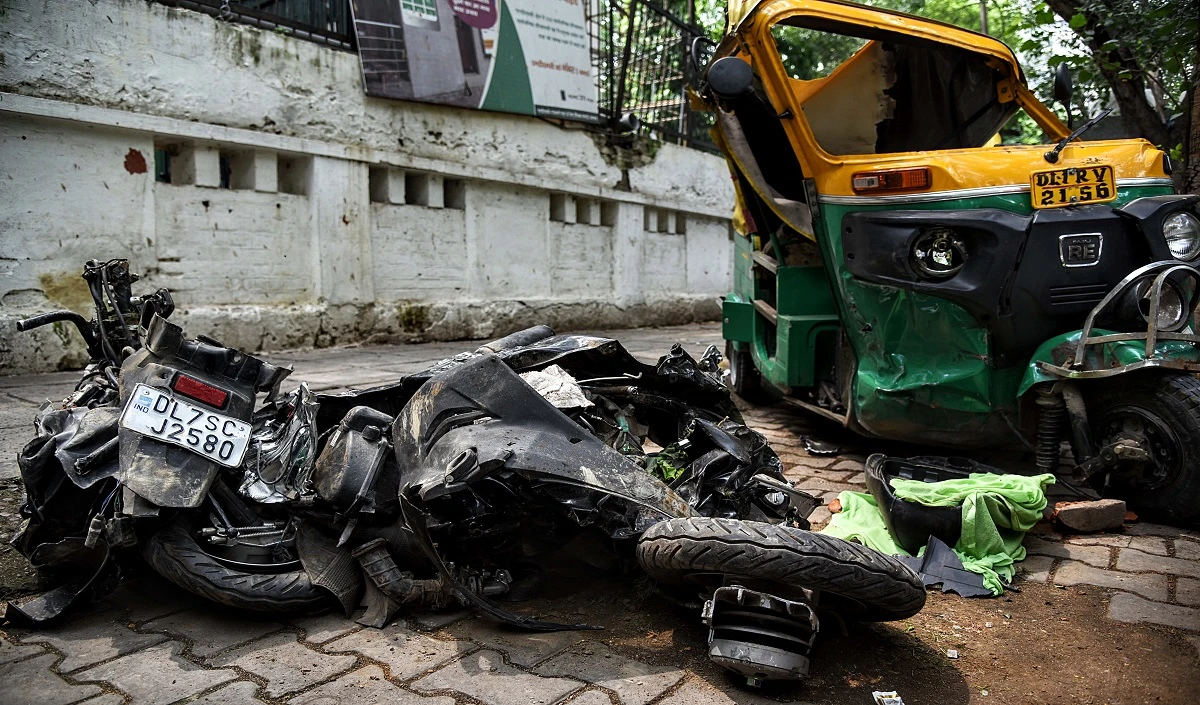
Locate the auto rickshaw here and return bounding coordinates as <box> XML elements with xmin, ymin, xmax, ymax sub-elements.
<box><xmin>702</xmin><ymin>0</ymin><xmax>1200</xmax><ymax>523</ymax></box>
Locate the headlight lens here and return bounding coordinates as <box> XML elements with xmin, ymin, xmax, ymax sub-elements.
<box><xmin>1137</xmin><ymin>279</ymin><xmax>1188</xmax><ymax>331</ymax></box>
<box><xmin>1163</xmin><ymin>211</ymin><xmax>1200</xmax><ymax>260</ymax></box>
<box><xmin>911</xmin><ymin>228</ymin><xmax>966</xmax><ymax>278</ymax></box>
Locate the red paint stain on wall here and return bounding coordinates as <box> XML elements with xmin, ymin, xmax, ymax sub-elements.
<box><xmin>124</xmin><ymin>148</ymin><xmax>148</xmax><ymax>174</ymax></box>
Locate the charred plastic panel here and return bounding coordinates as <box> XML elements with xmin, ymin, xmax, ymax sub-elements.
<box><xmin>393</xmin><ymin>354</ymin><xmax>693</xmax><ymax>519</ymax></box>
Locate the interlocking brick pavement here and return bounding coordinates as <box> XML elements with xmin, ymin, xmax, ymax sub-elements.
<box><xmin>2</xmin><ymin>323</ymin><xmax>1198</xmax><ymax>703</ymax></box>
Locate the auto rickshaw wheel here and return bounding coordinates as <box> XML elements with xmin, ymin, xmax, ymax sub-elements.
<box><xmin>1086</xmin><ymin>373</ymin><xmax>1200</xmax><ymax>525</ymax></box>
<box><xmin>725</xmin><ymin>341</ymin><xmax>765</xmax><ymax>403</ymax></box>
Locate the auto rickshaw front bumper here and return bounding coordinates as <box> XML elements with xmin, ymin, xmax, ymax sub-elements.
<box><xmin>1020</xmin><ymin>261</ymin><xmax>1200</xmax><ymax>395</ymax></box>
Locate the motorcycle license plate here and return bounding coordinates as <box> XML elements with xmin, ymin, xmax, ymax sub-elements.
<box><xmin>1030</xmin><ymin>164</ymin><xmax>1116</xmax><ymax>209</ymax></box>
<box><xmin>119</xmin><ymin>383</ymin><xmax>251</xmax><ymax>467</ymax></box>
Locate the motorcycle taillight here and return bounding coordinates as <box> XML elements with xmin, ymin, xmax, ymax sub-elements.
<box><xmin>172</xmin><ymin>374</ymin><xmax>229</xmax><ymax>409</ymax></box>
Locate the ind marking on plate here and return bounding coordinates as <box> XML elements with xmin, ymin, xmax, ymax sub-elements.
<box><xmin>120</xmin><ymin>383</ymin><xmax>251</xmax><ymax>467</ymax></box>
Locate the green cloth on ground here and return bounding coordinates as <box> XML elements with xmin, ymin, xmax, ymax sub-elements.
<box><xmin>820</xmin><ymin>472</ymin><xmax>1055</xmax><ymax>595</ymax></box>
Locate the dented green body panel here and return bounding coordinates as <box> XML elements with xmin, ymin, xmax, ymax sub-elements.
<box><xmin>1018</xmin><ymin>330</ymin><xmax>1200</xmax><ymax>397</ymax></box>
<box><xmin>725</xmin><ymin>185</ymin><xmax>1180</xmax><ymax>447</ymax></box>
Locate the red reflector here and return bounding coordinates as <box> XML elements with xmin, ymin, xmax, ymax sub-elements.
<box><xmin>852</xmin><ymin>167</ymin><xmax>932</xmax><ymax>194</ymax></box>
<box><xmin>172</xmin><ymin>375</ymin><xmax>229</xmax><ymax>408</ymax></box>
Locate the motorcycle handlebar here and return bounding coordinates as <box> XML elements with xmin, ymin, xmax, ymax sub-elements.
<box><xmin>17</xmin><ymin>310</ymin><xmax>97</xmax><ymax>348</ymax></box>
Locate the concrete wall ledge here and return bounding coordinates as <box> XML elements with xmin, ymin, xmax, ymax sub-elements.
<box><xmin>2</xmin><ymin>296</ymin><xmax>721</xmax><ymax>374</ymax></box>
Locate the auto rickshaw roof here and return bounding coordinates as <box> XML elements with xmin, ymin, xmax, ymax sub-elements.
<box><xmin>727</xmin><ymin>0</ymin><xmax>1026</xmax><ymax>83</ymax></box>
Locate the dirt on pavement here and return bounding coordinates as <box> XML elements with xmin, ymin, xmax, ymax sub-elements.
<box><xmin>486</xmin><ymin>556</ymin><xmax>1200</xmax><ymax>705</ymax></box>
<box><xmin>1</xmin><ymin>477</ymin><xmax>1197</xmax><ymax>704</ymax></box>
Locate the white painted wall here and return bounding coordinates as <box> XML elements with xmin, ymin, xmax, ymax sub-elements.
<box><xmin>0</xmin><ymin>0</ymin><xmax>734</xmax><ymax>373</ymax></box>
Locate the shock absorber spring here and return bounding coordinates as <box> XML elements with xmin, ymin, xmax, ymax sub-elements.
<box><xmin>1035</xmin><ymin>387</ymin><xmax>1066</xmax><ymax>472</ymax></box>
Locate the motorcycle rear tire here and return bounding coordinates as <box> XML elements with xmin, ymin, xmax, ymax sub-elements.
<box><xmin>144</xmin><ymin>523</ymin><xmax>328</xmax><ymax>612</ymax></box>
<box><xmin>636</xmin><ymin>517</ymin><xmax>925</xmax><ymax>621</ymax></box>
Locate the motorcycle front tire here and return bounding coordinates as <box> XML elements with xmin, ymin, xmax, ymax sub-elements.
<box><xmin>636</xmin><ymin>517</ymin><xmax>926</xmax><ymax>621</ymax></box>
<box><xmin>144</xmin><ymin>523</ymin><xmax>328</xmax><ymax>612</ymax></box>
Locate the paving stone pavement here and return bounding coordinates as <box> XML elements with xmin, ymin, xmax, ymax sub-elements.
<box><xmin>2</xmin><ymin>323</ymin><xmax>1199</xmax><ymax>703</ymax></box>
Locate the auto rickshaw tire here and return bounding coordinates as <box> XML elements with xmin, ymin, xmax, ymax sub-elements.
<box><xmin>725</xmin><ymin>341</ymin><xmax>766</xmax><ymax>403</ymax></box>
<box><xmin>636</xmin><ymin>517</ymin><xmax>926</xmax><ymax>621</ymax></box>
<box><xmin>1086</xmin><ymin>373</ymin><xmax>1200</xmax><ymax>525</ymax></box>
<box><xmin>144</xmin><ymin>523</ymin><xmax>329</xmax><ymax>612</ymax></box>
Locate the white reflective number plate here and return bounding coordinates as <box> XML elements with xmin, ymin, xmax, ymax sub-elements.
<box><xmin>119</xmin><ymin>383</ymin><xmax>251</xmax><ymax>467</ymax></box>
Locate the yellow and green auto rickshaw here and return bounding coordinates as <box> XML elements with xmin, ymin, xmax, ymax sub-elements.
<box><xmin>703</xmin><ymin>0</ymin><xmax>1200</xmax><ymax>523</ymax></box>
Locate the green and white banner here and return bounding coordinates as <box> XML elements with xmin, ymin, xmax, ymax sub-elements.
<box><xmin>350</xmin><ymin>0</ymin><xmax>600</xmax><ymax>122</ymax></box>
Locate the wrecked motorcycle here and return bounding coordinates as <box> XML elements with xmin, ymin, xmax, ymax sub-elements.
<box><xmin>10</xmin><ymin>259</ymin><xmax>925</xmax><ymax>684</ymax></box>
<box><xmin>706</xmin><ymin>0</ymin><xmax>1200</xmax><ymax>524</ymax></box>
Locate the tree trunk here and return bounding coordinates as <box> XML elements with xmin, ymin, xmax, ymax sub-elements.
<box><xmin>1185</xmin><ymin>81</ymin><xmax>1200</xmax><ymax>194</ymax></box>
<box><xmin>1043</xmin><ymin>0</ymin><xmax>1170</xmax><ymax>147</ymax></box>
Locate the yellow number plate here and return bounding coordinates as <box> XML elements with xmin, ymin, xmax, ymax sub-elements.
<box><xmin>1031</xmin><ymin>164</ymin><xmax>1116</xmax><ymax>209</ymax></box>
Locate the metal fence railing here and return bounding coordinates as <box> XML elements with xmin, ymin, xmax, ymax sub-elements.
<box><xmin>159</xmin><ymin>0</ymin><xmax>354</xmax><ymax>50</ymax></box>
<box><xmin>587</xmin><ymin>0</ymin><xmax>716</xmax><ymax>152</ymax></box>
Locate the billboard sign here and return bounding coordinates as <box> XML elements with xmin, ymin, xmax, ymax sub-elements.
<box><xmin>350</xmin><ymin>0</ymin><xmax>599</xmax><ymax>122</ymax></box>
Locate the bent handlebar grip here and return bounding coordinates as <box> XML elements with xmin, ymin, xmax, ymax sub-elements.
<box><xmin>16</xmin><ymin>311</ymin><xmax>98</xmax><ymax>349</ymax></box>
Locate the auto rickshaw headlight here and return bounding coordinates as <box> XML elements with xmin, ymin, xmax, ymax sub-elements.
<box><xmin>1136</xmin><ymin>278</ymin><xmax>1189</xmax><ymax>332</ymax></box>
<box><xmin>1163</xmin><ymin>211</ymin><xmax>1200</xmax><ymax>260</ymax></box>
<box><xmin>911</xmin><ymin>228</ymin><xmax>966</xmax><ymax>278</ymax></box>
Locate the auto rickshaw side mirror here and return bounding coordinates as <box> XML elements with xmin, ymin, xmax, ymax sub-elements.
<box><xmin>1053</xmin><ymin>63</ymin><xmax>1074</xmax><ymax>125</ymax></box>
<box><xmin>707</xmin><ymin>56</ymin><xmax>754</xmax><ymax>100</ymax></box>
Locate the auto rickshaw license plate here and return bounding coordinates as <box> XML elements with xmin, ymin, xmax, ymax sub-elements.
<box><xmin>1030</xmin><ymin>164</ymin><xmax>1116</xmax><ymax>209</ymax></box>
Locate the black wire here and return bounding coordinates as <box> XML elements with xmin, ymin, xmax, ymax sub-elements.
<box><xmin>100</xmin><ymin>263</ymin><xmax>137</xmax><ymax>349</ymax></box>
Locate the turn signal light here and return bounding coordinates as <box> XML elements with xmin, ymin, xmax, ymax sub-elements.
<box><xmin>851</xmin><ymin>167</ymin><xmax>932</xmax><ymax>194</ymax></box>
<box><xmin>172</xmin><ymin>374</ymin><xmax>229</xmax><ymax>408</ymax></box>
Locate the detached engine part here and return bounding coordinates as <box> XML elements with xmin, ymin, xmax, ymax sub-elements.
<box><xmin>702</xmin><ymin>585</ymin><xmax>819</xmax><ymax>685</ymax></box>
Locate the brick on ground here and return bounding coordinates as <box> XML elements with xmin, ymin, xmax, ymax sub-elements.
<box><xmin>211</xmin><ymin>633</ymin><xmax>357</xmax><ymax>699</ymax></box>
<box><xmin>1108</xmin><ymin>593</ymin><xmax>1200</xmax><ymax>631</ymax></box>
<box><xmin>1053</xmin><ymin>560</ymin><xmax>1170</xmax><ymax>601</ymax></box>
<box><xmin>1053</xmin><ymin>499</ymin><xmax>1126</xmax><ymax>533</ymax></box>
<box><xmin>411</xmin><ymin>649</ymin><xmax>580</xmax><ymax>705</ymax></box>
<box><xmin>807</xmin><ymin>506</ymin><xmax>832</xmax><ymax>528</ymax></box>
<box><xmin>533</xmin><ymin>642</ymin><xmax>686</xmax><ymax>705</ymax></box>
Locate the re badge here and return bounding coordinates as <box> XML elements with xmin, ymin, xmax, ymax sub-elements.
<box><xmin>1059</xmin><ymin>233</ymin><xmax>1103</xmax><ymax>267</ymax></box>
